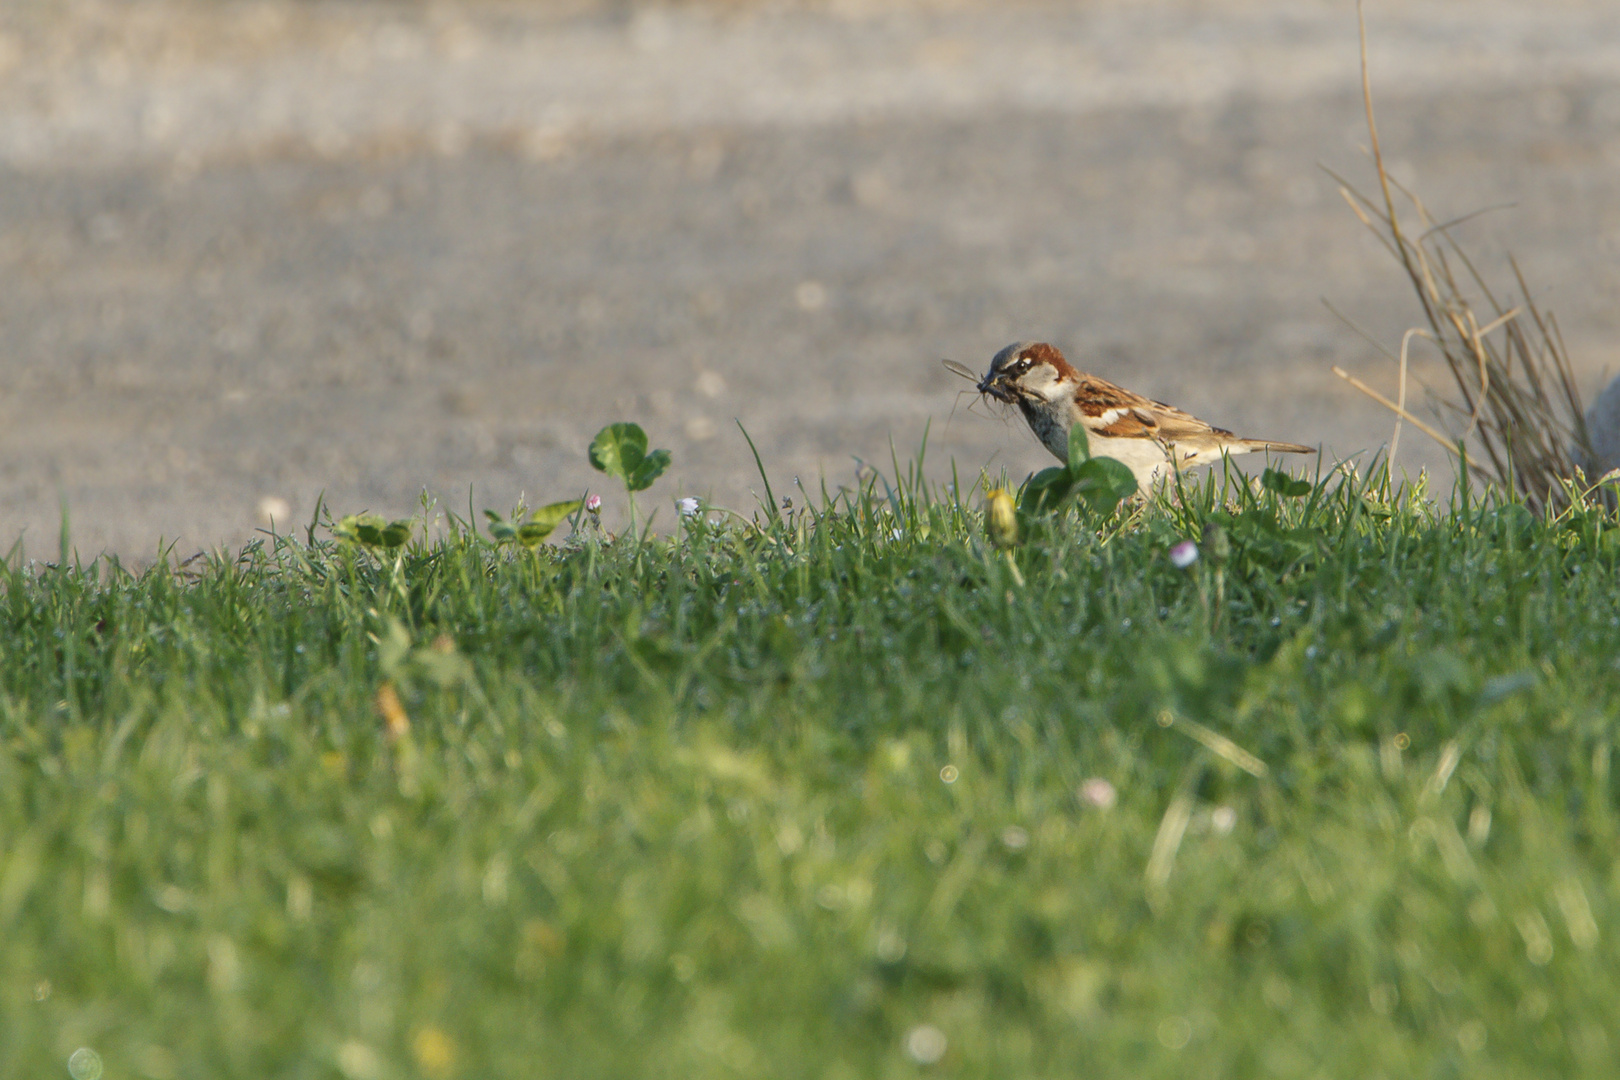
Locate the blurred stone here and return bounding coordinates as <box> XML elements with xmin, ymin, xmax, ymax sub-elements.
<box><xmin>1584</xmin><ymin>373</ymin><xmax>1620</xmax><ymax>476</ymax></box>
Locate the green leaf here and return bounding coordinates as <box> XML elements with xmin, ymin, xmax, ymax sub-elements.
<box><xmin>377</xmin><ymin>519</ymin><xmax>414</xmax><ymax>548</ymax></box>
<box><xmin>485</xmin><ymin>500</ymin><xmax>582</xmax><ymax>548</ymax></box>
<box><xmin>483</xmin><ymin>511</ymin><xmax>518</xmax><ymax>544</ymax></box>
<box><xmin>627</xmin><ymin>449</ymin><xmax>672</xmax><ymax>493</ymax></box>
<box><xmin>1071</xmin><ymin>457</ymin><xmax>1138</xmax><ymax>514</ymax></box>
<box><xmin>589</xmin><ymin>423</ymin><xmax>650</xmax><ymax>482</ymax></box>
<box><xmin>1018</xmin><ymin>452</ymin><xmax>1136</xmax><ymax>519</ymax></box>
<box><xmin>333</xmin><ymin>512</ymin><xmax>413</xmax><ymax>549</ymax></box>
<box><xmin>529</xmin><ymin>499</ymin><xmax>584</xmax><ymax>533</ymax></box>
<box><xmin>1358</xmin><ymin>496</ymin><xmax>1394</xmax><ymax>520</ymax></box>
<box><xmin>590</xmin><ymin>423</ymin><xmax>671</xmax><ymax>493</ymax></box>
<box><xmin>1067</xmin><ymin>424</ymin><xmax>1092</xmax><ymax>470</ymax></box>
<box><xmin>1017</xmin><ymin>467</ymin><xmax>1074</xmax><ymax>516</ymax></box>
<box><xmin>510</xmin><ymin>523</ymin><xmax>547</xmax><ymax>549</ymax></box>
<box><xmin>1261</xmin><ymin>468</ymin><xmax>1312</xmax><ymax>498</ymax></box>
<box><xmin>333</xmin><ymin>512</ymin><xmax>384</xmax><ymax>545</ymax></box>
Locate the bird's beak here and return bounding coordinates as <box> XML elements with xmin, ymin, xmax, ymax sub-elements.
<box><xmin>977</xmin><ymin>373</ymin><xmax>1014</xmax><ymax>403</ymax></box>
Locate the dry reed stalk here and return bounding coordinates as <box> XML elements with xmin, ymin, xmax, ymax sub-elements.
<box><xmin>1329</xmin><ymin>1</ymin><xmax>1598</xmax><ymax>513</ymax></box>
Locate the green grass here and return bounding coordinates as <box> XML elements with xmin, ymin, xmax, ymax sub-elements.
<box><xmin>5</xmin><ymin>459</ymin><xmax>1620</xmax><ymax>1079</ymax></box>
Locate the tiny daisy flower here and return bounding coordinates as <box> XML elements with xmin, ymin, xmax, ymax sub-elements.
<box><xmin>677</xmin><ymin>497</ymin><xmax>702</xmax><ymax>517</ymax></box>
<box><xmin>584</xmin><ymin>494</ymin><xmax>602</xmax><ymax>514</ymax></box>
<box><xmin>1169</xmin><ymin>540</ymin><xmax>1199</xmax><ymax>569</ymax></box>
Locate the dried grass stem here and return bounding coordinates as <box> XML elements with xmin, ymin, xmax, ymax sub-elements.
<box><xmin>1332</xmin><ymin>0</ymin><xmax>1596</xmax><ymax>512</ymax></box>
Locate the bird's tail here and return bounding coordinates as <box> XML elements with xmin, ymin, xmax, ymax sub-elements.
<box><xmin>1240</xmin><ymin>440</ymin><xmax>1315</xmax><ymax>455</ymax></box>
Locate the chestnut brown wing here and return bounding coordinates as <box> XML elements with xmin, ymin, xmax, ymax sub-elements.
<box><xmin>1075</xmin><ymin>376</ymin><xmax>1234</xmax><ymax>441</ymax></box>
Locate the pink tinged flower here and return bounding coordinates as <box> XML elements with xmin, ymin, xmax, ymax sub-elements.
<box><xmin>677</xmin><ymin>497</ymin><xmax>701</xmax><ymax>517</ymax></box>
<box><xmin>1169</xmin><ymin>540</ymin><xmax>1199</xmax><ymax>569</ymax></box>
<box><xmin>1079</xmin><ymin>777</ymin><xmax>1118</xmax><ymax>810</ymax></box>
<box><xmin>584</xmin><ymin>494</ymin><xmax>602</xmax><ymax>513</ymax></box>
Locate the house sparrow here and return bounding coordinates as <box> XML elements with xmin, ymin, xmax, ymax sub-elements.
<box><xmin>963</xmin><ymin>341</ymin><xmax>1314</xmax><ymax>490</ymax></box>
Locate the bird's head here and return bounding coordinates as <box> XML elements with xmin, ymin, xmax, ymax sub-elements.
<box><xmin>977</xmin><ymin>342</ymin><xmax>1076</xmax><ymax>405</ymax></box>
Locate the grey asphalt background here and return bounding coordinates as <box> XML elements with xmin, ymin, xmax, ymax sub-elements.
<box><xmin>3</xmin><ymin>0</ymin><xmax>1620</xmax><ymax>557</ymax></box>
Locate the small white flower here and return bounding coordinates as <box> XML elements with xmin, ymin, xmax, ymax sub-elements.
<box><xmin>584</xmin><ymin>494</ymin><xmax>602</xmax><ymax>513</ymax></box>
<box><xmin>677</xmin><ymin>497</ymin><xmax>702</xmax><ymax>517</ymax></box>
<box><xmin>1169</xmin><ymin>540</ymin><xmax>1199</xmax><ymax>569</ymax></box>
<box><xmin>1079</xmin><ymin>777</ymin><xmax>1117</xmax><ymax>810</ymax></box>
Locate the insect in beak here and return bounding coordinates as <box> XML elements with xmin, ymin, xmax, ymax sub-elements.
<box><xmin>941</xmin><ymin>358</ymin><xmax>1004</xmax><ymax>400</ymax></box>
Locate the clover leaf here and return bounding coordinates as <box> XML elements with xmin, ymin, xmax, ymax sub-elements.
<box><xmin>590</xmin><ymin>423</ymin><xmax>671</xmax><ymax>493</ymax></box>
<box><xmin>334</xmin><ymin>512</ymin><xmax>413</xmax><ymax>549</ymax></box>
<box><xmin>1071</xmin><ymin>456</ymin><xmax>1138</xmax><ymax>515</ymax></box>
<box><xmin>1067</xmin><ymin>423</ymin><xmax>1092</xmax><ymax>465</ymax></box>
<box><xmin>1017</xmin><ymin>423</ymin><xmax>1137</xmax><ymax>518</ymax></box>
<box><xmin>1261</xmin><ymin>468</ymin><xmax>1313</xmax><ymax>498</ymax></box>
<box><xmin>485</xmin><ymin>499</ymin><xmax>583</xmax><ymax>549</ymax></box>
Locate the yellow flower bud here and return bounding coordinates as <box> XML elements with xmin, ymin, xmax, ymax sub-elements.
<box><xmin>986</xmin><ymin>489</ymin><xmax>1020</xmax><ymax>549</ymax></box>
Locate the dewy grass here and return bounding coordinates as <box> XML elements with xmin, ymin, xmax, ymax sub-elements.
<box><xmin>5</xmin><ymin>459</ymin><xmax>1620</xmax><ymax>1078</ymax></box>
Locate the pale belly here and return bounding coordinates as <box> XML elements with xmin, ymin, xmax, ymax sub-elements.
<box><xmin>1088</xmin><ymin>435</ymin><xmax>1175</xmax><ymax>489</ymax></box>
<box><xmin>1023</xmin><ymin>407</ymin><xmax>1252</xmax><ymax>491</ymax></box>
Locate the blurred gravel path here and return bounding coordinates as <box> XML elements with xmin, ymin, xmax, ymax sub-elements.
<box><xmin>3</xmin><ymin>0</ymin><xmax>1619</xmax><ymax>555</ymax></box>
